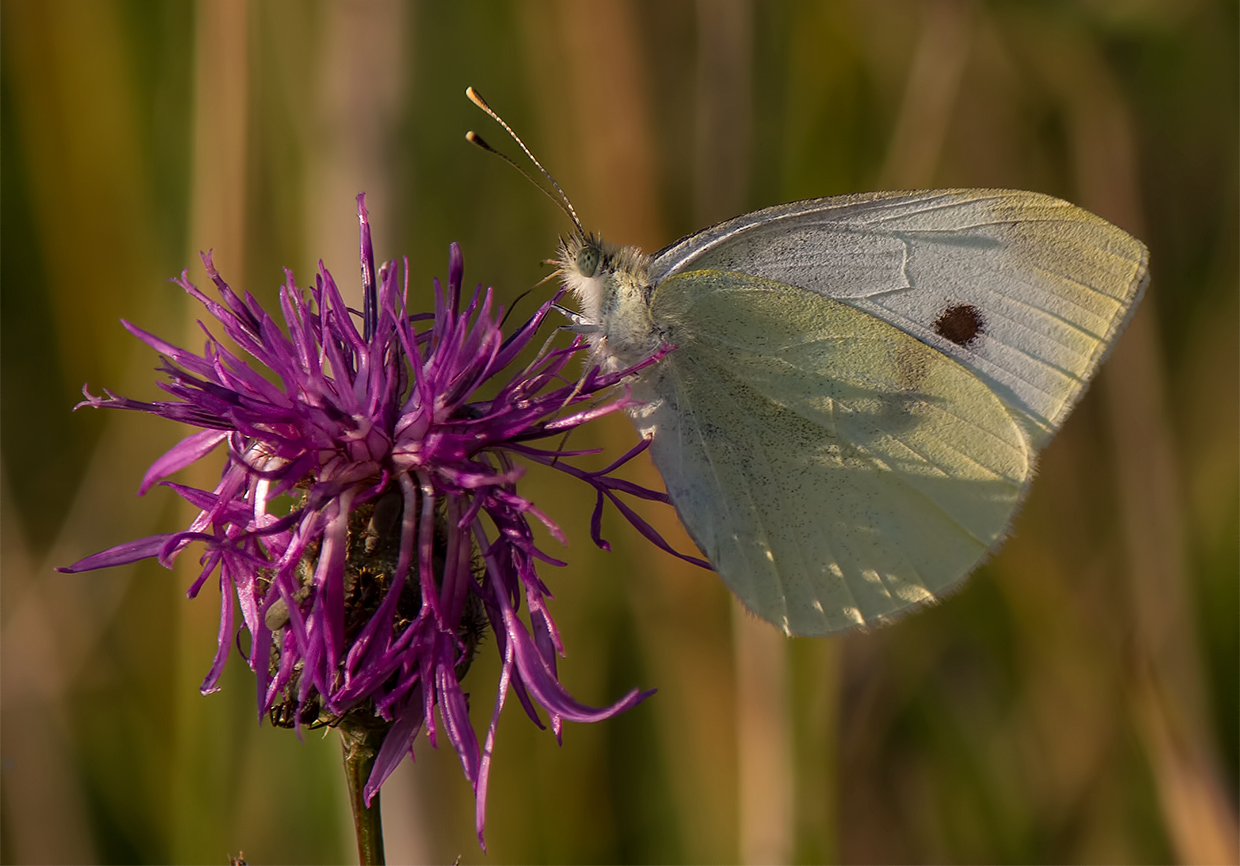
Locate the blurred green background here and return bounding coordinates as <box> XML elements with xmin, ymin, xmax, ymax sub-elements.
<box><xmin>2</xmin><ymin>1</ymin><xmax>1236</xmax><ymax>863</ymax></box>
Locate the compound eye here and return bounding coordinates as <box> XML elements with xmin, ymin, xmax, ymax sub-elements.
<box><xmin>575</xmin><ymin>244</ymin><xmax>601</xmax><ymax>278</ymax></box>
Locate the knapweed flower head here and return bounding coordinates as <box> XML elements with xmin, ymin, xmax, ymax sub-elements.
<box><xmin>61</xmin><ymin>194</ymin><xmax>689</xmax><ymax>845</ymax></box>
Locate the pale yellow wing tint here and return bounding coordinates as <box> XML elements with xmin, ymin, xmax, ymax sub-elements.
<box><xmin>650</xmin><ymin>190</ymin><xmax>1149</xmax><ymax>447</ymax></box>
<box><xmin>636</xmin><ymin>270</ymin><xmax>1032</xmax><ymax>635</ymax></box>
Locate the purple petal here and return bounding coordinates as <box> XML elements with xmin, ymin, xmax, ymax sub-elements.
<box><xmin>57</xmin><ymin>533</ymin><xmax>180</xmax><ymax>572</ymax></box>
<box><xmin>504</xmin><ymin>606</ymin><xmax>653</xmax><ymax>723</ymax></box>
<box><xmin>139</xmin><ymin>429</ymin><xmax>229</xmax><ymax>494</ymax></box>
<box><xmin>365</xmin><ymin>685</ymin><xmax>424</xmax><ymax>806</ymax></box>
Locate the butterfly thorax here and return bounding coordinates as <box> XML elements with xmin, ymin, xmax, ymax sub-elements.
<box><xmin>557</xmin><ymin>231</ymin><xmax>662</xmax><ymax>371</ymax></box>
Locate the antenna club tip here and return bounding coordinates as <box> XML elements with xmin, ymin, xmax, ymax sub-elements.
<box><xmin>466</xmin><ymin>131</ymin><xmax>498</xmax><ymax>154</ymax></box>
<box><xmin>465</xmin><ymin>87</ymin><xmax>489</xmax><ymax>110</ymax></box>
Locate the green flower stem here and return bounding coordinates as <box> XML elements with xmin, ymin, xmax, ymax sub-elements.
<box><xmin>340</xmin><ymin>715</ymin><xmax>391</xmax><ymax>866</ymax></box>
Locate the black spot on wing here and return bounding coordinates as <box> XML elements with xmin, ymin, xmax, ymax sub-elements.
<box><xmin>933</xmin><ymin>303</ymin><xmax>985</xmax><ymax>347</ymax></box>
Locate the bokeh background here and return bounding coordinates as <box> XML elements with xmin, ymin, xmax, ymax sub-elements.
<box><xmin>2</xmin><ymin>1</ymin><xmax>1236</xmax><ymax>863</ymax></box>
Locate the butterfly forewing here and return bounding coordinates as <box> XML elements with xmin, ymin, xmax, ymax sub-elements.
<box><xmin>650</xmin><ymin>189</ymin><xmax>1148</xmax><ymax>448</ymax></box>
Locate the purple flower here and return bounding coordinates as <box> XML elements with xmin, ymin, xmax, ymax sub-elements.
<box><xmin>60</xmin><ymin>194</ymin><xmax>691</xmax><ymax>846</ymax></box>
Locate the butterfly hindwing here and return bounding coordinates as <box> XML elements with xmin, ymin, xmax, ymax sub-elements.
<box><xmin>634</xmin><ymin>270</ymin><xmax>1031</xmax><ymax>635</ymax></box>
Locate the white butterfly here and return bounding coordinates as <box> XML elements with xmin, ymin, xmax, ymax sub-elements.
<box><xmin>465</xmin><ymin>88</ymin><xmax>1148</xmax><ymax>637</ymax></box>
<box><xmin>557</xmin><ymin>190</ymin><xmax>1147</xmax><ymax>636</ymax></box>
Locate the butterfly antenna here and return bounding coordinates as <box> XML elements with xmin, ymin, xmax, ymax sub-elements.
<box><xmin>465</xmin><ymin>86</ymin><xmax>584</xmax><ymax>233</ymax></box>
<box><xmin>465</xmin><ymin>131</ymin><xmax>575</xmax><ymax>228</ymax></box>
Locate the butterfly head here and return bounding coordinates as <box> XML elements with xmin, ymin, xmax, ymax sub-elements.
<box><xmin>556</xmin><ymin>231</ymin><xmax>650</xmax><ymax>326</ymax></box>
<box><xmin>555</xmin><ymin>230</ymin><xmax>659</xmax><ymax>368</ymax></box>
